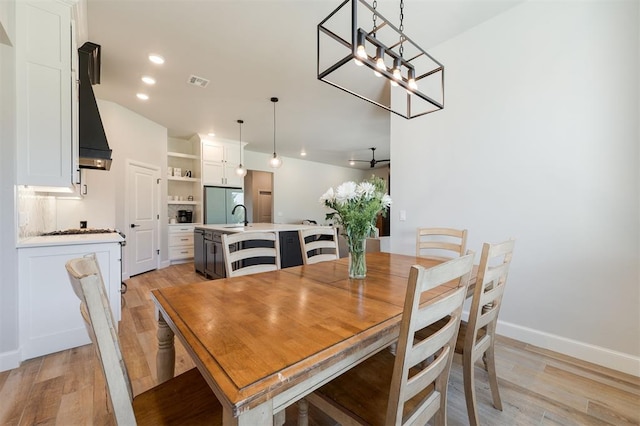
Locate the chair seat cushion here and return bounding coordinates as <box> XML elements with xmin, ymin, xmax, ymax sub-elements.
<box><xmin>133</xmin><ymin>368</ymin><xmax>222</xmax><ymax>425</ymax></box>
<box><xmin>313</xmin><ymin>348</ymin><xmax>434</xmax><ymax>425</ymax></box>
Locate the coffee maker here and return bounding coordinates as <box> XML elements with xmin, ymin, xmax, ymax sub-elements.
<box><xmin>177</xmin><ymin>210</ymin><xmax>193</xmax><ymax>223</ymax></box>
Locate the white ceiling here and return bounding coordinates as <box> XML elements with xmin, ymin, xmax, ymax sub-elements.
<box><xmin>86</xmin><ymin>0</ymin><xmax>521</xmax><ymax>169</ymax></box>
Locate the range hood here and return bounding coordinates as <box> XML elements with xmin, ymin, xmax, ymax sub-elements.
<box><xmin>78</xmin><ymin>42</ymin><xmax>112</xmax><ymax>171</ymax></box>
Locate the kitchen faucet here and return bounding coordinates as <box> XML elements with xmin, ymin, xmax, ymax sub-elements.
<box><xmin>231</xmin><ymin>204</ymin><xmax>249</xmax><ymax>226</ymax></box>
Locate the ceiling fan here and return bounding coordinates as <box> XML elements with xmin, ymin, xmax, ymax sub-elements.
<box><xmin>350</xmin><ymin>147</ymin><xmax>390</xmax><ymax>168</ymax></box>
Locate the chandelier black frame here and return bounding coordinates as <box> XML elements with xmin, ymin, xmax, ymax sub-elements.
<box><xmin>317</xmin><ymin>0</ymin><xmax>444</xmax><ymax>119</ymax></box>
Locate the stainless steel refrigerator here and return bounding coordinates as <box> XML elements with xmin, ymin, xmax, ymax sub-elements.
<box><xmin>204</xmin><ymin>186</ymin><xmax>245</xmax><ymax>224</ymax></box>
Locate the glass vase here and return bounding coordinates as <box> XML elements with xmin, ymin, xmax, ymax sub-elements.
<box><xmin>348</xmin><ymin>237</ymin><xmax>367</xmax><ymax>279</ymax></box>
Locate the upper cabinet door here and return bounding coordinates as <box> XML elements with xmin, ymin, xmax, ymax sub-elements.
<box><xmin>16</xmin><ymin>1</ymin><xmax>73</xmax><ymax>187</ymax></box>
<box><xmin>202</xmin><ymin>141</ymin><xmax>225</xmax><ymax>163</ymax></box>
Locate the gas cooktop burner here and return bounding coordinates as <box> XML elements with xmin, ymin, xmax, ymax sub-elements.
<box><xmin>41</xmin><ymin>228</ymin><xmax>121</xmax><ymax>236</ymax></box>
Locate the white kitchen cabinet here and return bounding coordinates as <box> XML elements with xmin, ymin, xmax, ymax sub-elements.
<box><xmin>168</xmin><ymin>224</ymin><xmax>195</xmax><ymax>263</ymax></box>
<box><xmin>201</xmin><ymin>138</ymin><xmax>244</xmax><ymax>188</ymax></box>
<box><xmin>16</xmin><ymin>0</ymin><xmax>77</xmax><ymax>188</ymax></box>
<box><xmin>18</xmin><ymin>240</ymin><xmax>122</xmax><ymax>361</ymax></box>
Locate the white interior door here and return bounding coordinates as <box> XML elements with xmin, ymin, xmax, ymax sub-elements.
<box><xmin>128</xmin><ymin>162</ymin><xmax>159</xmax><ymax>276</ymax></box>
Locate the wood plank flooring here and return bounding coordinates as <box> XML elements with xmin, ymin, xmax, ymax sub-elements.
<box><xmin>1</xmin><ymin>262</ymin><xmax>638</xmax><ymax>425</ymax></box>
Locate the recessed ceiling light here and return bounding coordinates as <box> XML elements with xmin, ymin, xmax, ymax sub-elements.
<box><xmin>300</xmin><ymin>151</ymin><xmax>307</xmax><ymax>157</ymax></box>
<box><xmin>141</xmin><ymin>76</ymin><xmax>156</xmax><ymax>85</ymax></box>
<box><xmin>349</xmin><ymin>160</ymin><xmax>355</xmax><ymax>166</ymax></box>
<box><xmin>207</xmin><ymin>132</ymin><xmax>215</xmax><ymax>137</ymax></box>
<box><xmin>148</xmin><ymin>54</ymin><xmax>165</xmax><ymax>65</ymax></box>
<box><xmin>136</xmin><ymin>93</ymin><xmax>149</xmax><ymax>100</ymax></box>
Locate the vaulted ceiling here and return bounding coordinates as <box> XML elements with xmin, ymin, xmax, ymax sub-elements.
<box><xmin>87</xmin><ymin>0</ymin><xmax>522</xmax><ymax>169</ymax></box>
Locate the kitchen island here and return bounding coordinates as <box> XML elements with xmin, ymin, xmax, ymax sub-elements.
<box><xmin>194</xmin><ymin>223</ymin><xmax>328</xmax><ymax>279</ymax></box>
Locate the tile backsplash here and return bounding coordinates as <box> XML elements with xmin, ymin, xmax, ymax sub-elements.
<box><xmin>17</xmin><ymin>187</ymin><xmax>56</xmax><ymax>239</ymax></box>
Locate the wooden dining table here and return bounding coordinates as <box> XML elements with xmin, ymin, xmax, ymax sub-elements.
<box><xmin>151</xmin><ymin>252</ymin><xmax>475</xmax><ymax>425</ymax></box>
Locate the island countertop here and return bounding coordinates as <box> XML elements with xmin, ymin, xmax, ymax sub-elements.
<box><xmin>195</xmin><ymin>223</ymin><xmax>330</xmax><ymax>233</ymax></box>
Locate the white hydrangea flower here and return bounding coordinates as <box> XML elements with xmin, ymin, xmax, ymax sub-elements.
<box><xmin>335</xmin><ymin>181</ymin><xmax>357</xmax><ymax>204</ymax></box>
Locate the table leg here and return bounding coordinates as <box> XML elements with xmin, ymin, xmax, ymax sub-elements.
<box><xmin>156</xmin><ymin>311</ymin><xmax>175</xmax><ymax>383</ymax></box>
<box><xmin>222</xmin><ymin>400</ymin><xmax>274</xmax><ymax>426</ymax></box>
<box><xmin>297</xmin><ymin>398</ymin><xmax>309</xmax><ymax>426</ymax></box>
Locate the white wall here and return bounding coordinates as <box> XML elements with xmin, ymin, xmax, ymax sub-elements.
<box><xmin>390</xmin><ymin>0</ymin><xmax>639</xmax><ymax>375</ymax></box>
<box><xmin>0</xmin><ymin>0</ymin><xmax>18</xmax><ymax>371</ymax></box>
<box><xmin>57</xmin><ymin>100</ymin><xmax>168</xmax><ymax>275</ymax></box>
<box><xmin>244</xmin><ymin>151</ymin><xmax>369</xmax><ymax>225</ymax></box>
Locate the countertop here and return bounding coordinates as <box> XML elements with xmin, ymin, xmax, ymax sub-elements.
<box><xmin>195</xmin><ymin>223</ymin><xmax>330</xmax><ymax>233</ymax></box>
<box><xmin>17</xmin><ymin>233</ymin><xmax>125</xmax><ymax>248</ymax></box>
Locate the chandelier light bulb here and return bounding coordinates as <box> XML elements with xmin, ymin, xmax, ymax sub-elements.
<box><xmin>392</xmin><ymin>58</ymin><xmax>402</xmax><ymax>80</ymax></box>
<box><xmin>356</xmin><ymin>44</ymin><xmax>367</xmax><ymax>59</ymax></box>
<box><xmin>375</xmin><ymin>46</ymin><xmax>385</xmax><ymax>70</ymax></box>
<box><xmin>374</xmin><ymin>70</ymin><xmax>382</xmax><ymax>77</ymax></box>
<box><xmin>390</xmin><ymin>80</ymin><xmax>399</xmax><ymax>87</ymax></box>
<box><xmin>408</xmin><ymin>68</ymin><xmax>418</xmax><ymax>90</ymax></box>
<box><xmin>354</xmin><ymin>58</ymin><xmax>364</xmax><ymax>66</ymax></box>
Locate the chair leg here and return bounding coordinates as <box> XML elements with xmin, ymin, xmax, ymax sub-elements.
<box><xmin>485</xmin><ymin>343</ymin><xmax>503</xmax><ymax>411</ymax></box>
<box><xmin>463</xmin><ymin>351</ymin><xmax>480</xmax><ymax>426</ymax></box>
<box><xmin>297</xmin><ymin>398</ymin><xmax>309</xmax><ymax>426</ymax></box>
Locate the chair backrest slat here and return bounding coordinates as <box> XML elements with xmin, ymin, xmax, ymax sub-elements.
<box><xmin>66</xmin><ymin>254</ymin><xmax>137</xmax><ymax>425</ymax></box>
<box><xmin>416</xmin><ymin>227</ymin><xmax>468</xmax><ymax>260</ymax></box>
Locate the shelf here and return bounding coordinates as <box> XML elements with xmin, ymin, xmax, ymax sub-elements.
<box><xmin>168</xmin><ymin>151</ymin><xmax>199</xmax><ymax>160</ymax></box>
<box><xmin>168</xmin><ymin>176</ymin><xmax>200</xmax><ymax>182</ymax></box>
<box><xmin>168</xmin><ymin>201</ymin><xmax>199</xmax><ymax>205</ymax></box>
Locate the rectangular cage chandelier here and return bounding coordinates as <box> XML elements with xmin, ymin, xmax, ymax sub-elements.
<box><xmin>317</xmin><ymin>0</ymin><xmax>444</xmax><ymax>119</ymax></box>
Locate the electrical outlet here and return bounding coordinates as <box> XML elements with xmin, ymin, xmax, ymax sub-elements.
<box><xmin>80</xmin><ymin>221</ymin><xmax>87</xmax><ymax>229</ymax></box>
<box><xmin>399</xmin><ymin>210</ymin><xmax>407</xmax><ymax>221</ymax></box>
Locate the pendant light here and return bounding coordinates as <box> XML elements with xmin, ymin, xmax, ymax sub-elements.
<box><xmin>269</xmin><ymin>97</ymin><xmax>282</xmax><ymax>168</ymax></box>
<box><xmin>235</xmin><ymin>119</ymin><xmax>247</xmax><ymax>177</ymax></box>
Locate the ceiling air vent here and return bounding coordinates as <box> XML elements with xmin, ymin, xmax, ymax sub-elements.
<box><xmin>188</xmin><ymin>75</ymin><xmax>210</xmax><ymax>88</ymax></box>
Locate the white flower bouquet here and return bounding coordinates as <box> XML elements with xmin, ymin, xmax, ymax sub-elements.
<box><xmin>320</xmin><ymin>176</ymin><xmax>391</xmax><ymax>278</ymax></box>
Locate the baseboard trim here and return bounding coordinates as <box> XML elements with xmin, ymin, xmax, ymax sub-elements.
<box><xmin>496</xmin><ymin>319</ymin><xmax>640</xmax><ymax>377</ymax></box>
<box><xmin>0</xmin><ymin>349</ymin><xmax>21</xmax><ymax>373</ymax></box>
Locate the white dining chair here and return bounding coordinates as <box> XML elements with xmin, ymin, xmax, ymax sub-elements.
<box><xmin>65</xmin><ymin>254</ymin><xmax>223</xmax><ymax>425</ymax></box>
<box><xmin>417</xmin><ymin>239</ymin><xmax>515</xmax><ymax>426</ymax></box>
<box><xmin>222</xmin><ymin>231</ymin><xmax>281</xmax><ymax>277</ymax></box>
<box><xmin>298</xmin><ymin>227</ymin><xmax>340</xmax><ymax>265</ymax></box>
<box><xmin>303</xmin><ymin>253</ymin><xmax>475</xmax><ymax>426</ymax></box>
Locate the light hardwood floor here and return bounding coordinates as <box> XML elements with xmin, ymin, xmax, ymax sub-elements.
<box><xmin>1</xmin><ymin>262</ymin><xmax>638</xmax><ymax>425</ymax></box>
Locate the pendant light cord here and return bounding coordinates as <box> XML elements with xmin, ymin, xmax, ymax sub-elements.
<box><xmin>271</xmin><ymin>97</ymin><xmax>278</xmax><ymax>155</ymax></box>
<box><xmin>237</xmin><ymin>119</ymin><xmax>243</xmax><ymax>164</ymax></box>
